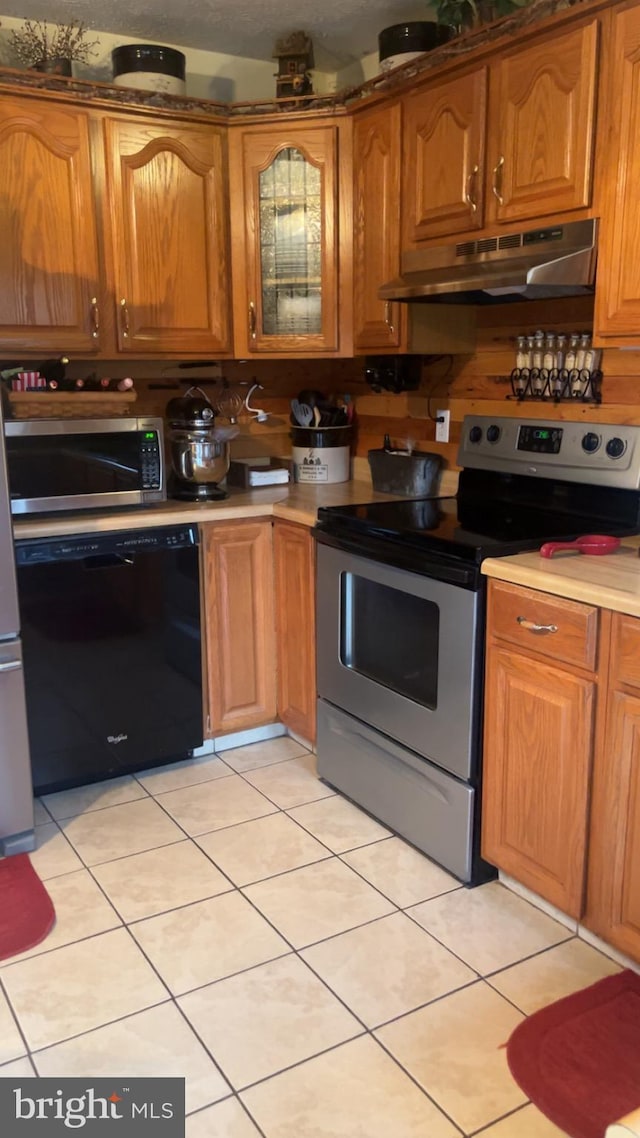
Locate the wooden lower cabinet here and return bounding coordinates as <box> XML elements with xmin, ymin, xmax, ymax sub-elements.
<box><xmin>483</xmin><ymin>583</ymin><xmax>640</xmax><ymax>961</ymax></box>
<box><xmin>482</xmin><ymin>643</ymin><xmax>594</xmax><ymax>917</ymax></box>
<box><xmin>202</xmin><ymin>519</ymin><xmax>276</xmax><ymax>735</ymax></box>
<box><xmin>273</xmin><ymin>519</ymin><xmax>316</xmax><ymax>743</ymax></box>
<box><xmin>584</xmin><ymin>616</ymin><xmax>640</xmax><ymax>960</ymax></box>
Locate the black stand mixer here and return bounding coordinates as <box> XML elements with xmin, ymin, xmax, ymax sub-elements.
<box><xmin>166</xmin><ymin>387</ymin><xmax>237</xmax><ymax>501</ymax></box>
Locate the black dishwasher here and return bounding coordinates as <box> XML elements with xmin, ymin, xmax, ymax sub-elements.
<box><xmin>15</xmin><ymin>525</ymin><xmax>203</xmax><ymax>796</ymax></box>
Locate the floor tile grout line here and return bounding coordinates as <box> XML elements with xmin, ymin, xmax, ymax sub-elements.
<box><xmin>184</xmin><ymin>1093</ymin><xmax>269</xmax><ymax>1138</ymax></box>
<box><xmin>335</xmin><ymin>849</ymin><xmax>464</xmax><ymax>911</ymax></box>
<box><xmin>27</xmin><ymin>998</ymin><xmax>176</xmax><ymax>1072</ymax></box>
<box><xmin>466</xmin><ymin>1101</ymin><xmax>535</xmax><ymax>1136</ymax></box>
<box><xmin>0</xmin><ymin>973</ymin><xmax>34</xmax><ymax>1066</ymax></box>
<box><xmin>400</xmin><ymin>897</ymin><xmax>575</xmax><ymax>980</ymax></box>
<box><xmin>481</xmin><ymin>931</ymin><xmax>579</xmax><ymax>981</ymax></box>
<box><xmin>21</xmin><ymin>747</ymin><xmax>579</xmax><ymax>1135</ymax></box>
<box><xmin>40</xmin><ymin>784</ymin><xmax>152</xmax><ymax>824</ymax></box>
<box><xmin>369</xmin><ymin>1032</ymin><xmax>466</xmax><ymax>1136</ymax></box>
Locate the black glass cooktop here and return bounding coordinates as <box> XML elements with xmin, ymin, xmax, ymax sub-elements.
<box><xmin>316</xmin><ymin>495</ymin><xmax>639</xmax><ymax>564</ymax></box>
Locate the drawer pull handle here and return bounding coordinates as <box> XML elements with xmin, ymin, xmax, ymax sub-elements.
<box><xmin>517</xmin><ymin>615</ymin><xmax>558</xmax><ymax>635</ymax></box>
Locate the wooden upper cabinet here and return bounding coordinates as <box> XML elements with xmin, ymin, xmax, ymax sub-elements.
<box><xmin>229</xmin><ymin>123</ymin><xmax>340</xmax><ymax>355</ymax></box>
<box><xmin>594</xmin><ymin>4</ymin><xmax>640</xmax><ymax>342</ymax></box>
<box><xmin>487</xmin><ymin>20</ymin><xmax>599</xmax><ymax>225</ymax></box>
<box><xmin>403</xmin><ymin>68</ymin><xmax>487</xmax><ymax>244</ymax></box>
<box><xmin>0</xmin><ymin>97</ymin><xmax>100</xmax><ymax>354</ymax></box>
<box><xmin>353</xmin><ymin>102</ymin><xmax>404</xmax><ymax>351</ymax></box>
<box><xmin>102</xmin><ymin>117</ymin><xmax>231</xmax><ymax>354</ymax></box>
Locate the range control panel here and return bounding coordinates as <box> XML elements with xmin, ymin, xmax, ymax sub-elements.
<box><xmin>458</xmin><ymin>416</ymin><xmax>640</xmax><ymax>490</ymax></box>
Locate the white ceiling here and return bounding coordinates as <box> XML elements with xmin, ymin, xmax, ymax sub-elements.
<box><xmin>0</xmin><ymin>0</ymin><xmax>436</xmax><ymax>68</ymax></box>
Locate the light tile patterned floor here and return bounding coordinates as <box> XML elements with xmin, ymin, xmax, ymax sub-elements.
<box><xmin>0</xmin><ymin>737</ymin><xmax>621</xmax><ymax>1137</ymax></box>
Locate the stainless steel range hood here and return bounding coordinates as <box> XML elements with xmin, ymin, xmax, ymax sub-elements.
<box><xmin>380</xmin><ymin>219</ymin><xmax>598</xmax><ymax>304</ymax></box>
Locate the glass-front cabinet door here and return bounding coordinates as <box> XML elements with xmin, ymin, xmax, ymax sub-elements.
<box><xmin>230</xmin><ymin>124</ymin><xmax>339</xmax><ymax>354</ymax></box>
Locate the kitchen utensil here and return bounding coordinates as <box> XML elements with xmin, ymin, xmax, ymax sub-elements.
<box><xmin>540</xmin><ymin>534</ymin><xmax>621</xmax><ymax>558</ymax></box>
<box><xmin>214</xmin><ymin>387</ymin><xmax>244</xmax><ymax>424</ymax></box>
<box><xmin>291</xmin><ymin>399</ymin><xmax>313</xmax><ymax>426</ymax></box>
<box><xmin>297</xmin><ymin>389</ymin><xmax>324</xmax><ymax>409</ymax></box>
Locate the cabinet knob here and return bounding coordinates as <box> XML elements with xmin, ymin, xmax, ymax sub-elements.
<box><xmin>492</xmin><ymin>156</ymin><xmax>505</xmax><ymax>205</ymax></box>
<box><xmin>248</xmin><ymin>301</ymin><xmax>257</xmax><ymax>340</ymax></box>
<box><xmin>465</xmin><ymin>165</ymin><xmax>479</xmax><ymax>213</ymax></box>
<box><xmin>90</xmin><ymin>296</ymin><xmax>99</xmax><ymax>340</ymax></box>
<box><xmin>119</xmin><ymin>297</ymin><xmax>130</xmax><ymax>339</ymax></box>
<box><xmin>516</xmin><ymin>615</ymin><xmax>558</xmax><ymax>635</ymax></box>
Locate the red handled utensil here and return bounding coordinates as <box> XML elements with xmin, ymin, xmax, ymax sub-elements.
<box><xmin>540</xmin><ymin>534</ymin><xmax>622</xmax><ymax>558</ymax></box>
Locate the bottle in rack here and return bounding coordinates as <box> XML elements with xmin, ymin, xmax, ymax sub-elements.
<box><xmin>531</xmin><ymin>330</ymin><xmax>545</xmax><ymax>393</ymax></box>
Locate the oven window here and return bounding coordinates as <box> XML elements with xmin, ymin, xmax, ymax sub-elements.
<box><xmin>340</xmin><ymin>572</ymin><xmax>439</xmax><ymax>708</ymax></box>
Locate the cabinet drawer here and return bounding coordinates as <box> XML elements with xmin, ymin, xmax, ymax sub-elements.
<box><xmin>487</xmin><ymin>581</ymin><xmax>598</xmax><ymax>671</ymax></box>
<box><xmin>611</xmin><ymin>613</ymin><xmax>640</xmax><ymax>690</ymax></box>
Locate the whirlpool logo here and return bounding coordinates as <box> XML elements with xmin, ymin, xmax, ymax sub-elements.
<box><xmin>107</xmin><ymin>734</ymin><xmax>128</xmax><ymax>745</ymax></box>
<box><xmin>1</xmin><ymin>1078</ymin><xmax>185</xmax><ymax>1135</ymax></box>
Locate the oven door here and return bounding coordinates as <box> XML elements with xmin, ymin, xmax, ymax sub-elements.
<box><xmin>316</xmin><ymin>541</ymin><xmax>482</xmax><ymax>782</ymax></box>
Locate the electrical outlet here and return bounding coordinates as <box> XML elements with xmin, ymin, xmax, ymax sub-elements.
<box><xmin>435</xmin><ymin>409</ymin><xmax>450</xmax><ymax>444</ymax></box>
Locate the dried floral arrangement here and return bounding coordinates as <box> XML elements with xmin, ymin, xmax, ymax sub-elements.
<box><xmin>8</xmin><ymin>20</ymin><xmax>100</xmax><ymax>68</ymax></box>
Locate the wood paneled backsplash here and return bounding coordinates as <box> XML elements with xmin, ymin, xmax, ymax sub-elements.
<box><xmin>7</xmin><ymin>294</ymin><xmax>640</xmax><ymax>471</ymax></box>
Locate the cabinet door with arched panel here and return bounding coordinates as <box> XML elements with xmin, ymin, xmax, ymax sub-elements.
<box><xmin>102</xmin><ymin>115</ymin><xmax>232</xmax><ymax>355</ymax></box>
<box><xmin>0</xmin><ymin>96</ymin><xmax>101</xmax><ymax>354</ymax></box>
<box><xmin>229</xmin><ymin>121</ymin><xmax>346</xmax><ymax>355</ymax></box>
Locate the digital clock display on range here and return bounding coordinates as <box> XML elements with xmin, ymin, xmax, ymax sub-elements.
<box><xmin>517</xmin><ymin>425</ymin><xmax>563</xmax><ymax>454</ymax></box>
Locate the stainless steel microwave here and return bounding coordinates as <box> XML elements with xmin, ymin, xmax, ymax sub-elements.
<box><xmin>5</xmin><ymin>416</ymin><xmax>166</xmax><ymax>514</ymax></box>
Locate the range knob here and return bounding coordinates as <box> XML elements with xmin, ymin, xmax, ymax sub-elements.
<box><xmin>606</xmin><ymin>436</ymin><xmax>626</xmax><ymax>459</ymax></box>
<box><xmin>469</xmin><ymin>425</ymin><xmax>483</xmax><ymax>443</ymax></box>
<box><xmin>581</xmin><ymin>431</ymin><xmax>600</xmax><ymax>454</ymax></box>
<box><xmin>486</xmin><ymin>424</ymin><xmax>501</xmax><ymax>444</ymax></box>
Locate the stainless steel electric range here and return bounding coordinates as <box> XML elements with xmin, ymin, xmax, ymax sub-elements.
<box><xmin>314</xmin><ymin>415</ymin><xmax>640</xmax><ymax>885</ymax></box>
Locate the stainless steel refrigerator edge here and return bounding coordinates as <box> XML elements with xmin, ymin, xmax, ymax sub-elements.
<box><xmin>0</xmin><ymin>397</ymin><xmax>34</xmax><ymax>853</ymax></box>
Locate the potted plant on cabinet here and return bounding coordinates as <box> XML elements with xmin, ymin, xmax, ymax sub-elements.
<box><xmin>8</xmin><ymin>19</ymin><xmax>99</xmax><ymax>76</ymax></box>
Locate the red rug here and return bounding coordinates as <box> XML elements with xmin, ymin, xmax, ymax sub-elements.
<box><xmin>507</xmin><ymin>969</ymin><xmax>640</xmax><ymax>1138</ymax></box>
<box><xmin>0</xmin><ymin>854</ymin><xmax>55</xmax><ymax>962</ymax></box>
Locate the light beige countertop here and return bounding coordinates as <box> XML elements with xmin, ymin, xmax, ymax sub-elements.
<box><xmin>483</xmin><ymin>535</ymin><xmax>640</xmax><ymax>617</ymax></box>
<box><xmin>12</xmin><ymin>479</ymin><xmax>410</xmax><ymax>540</ymax></box>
